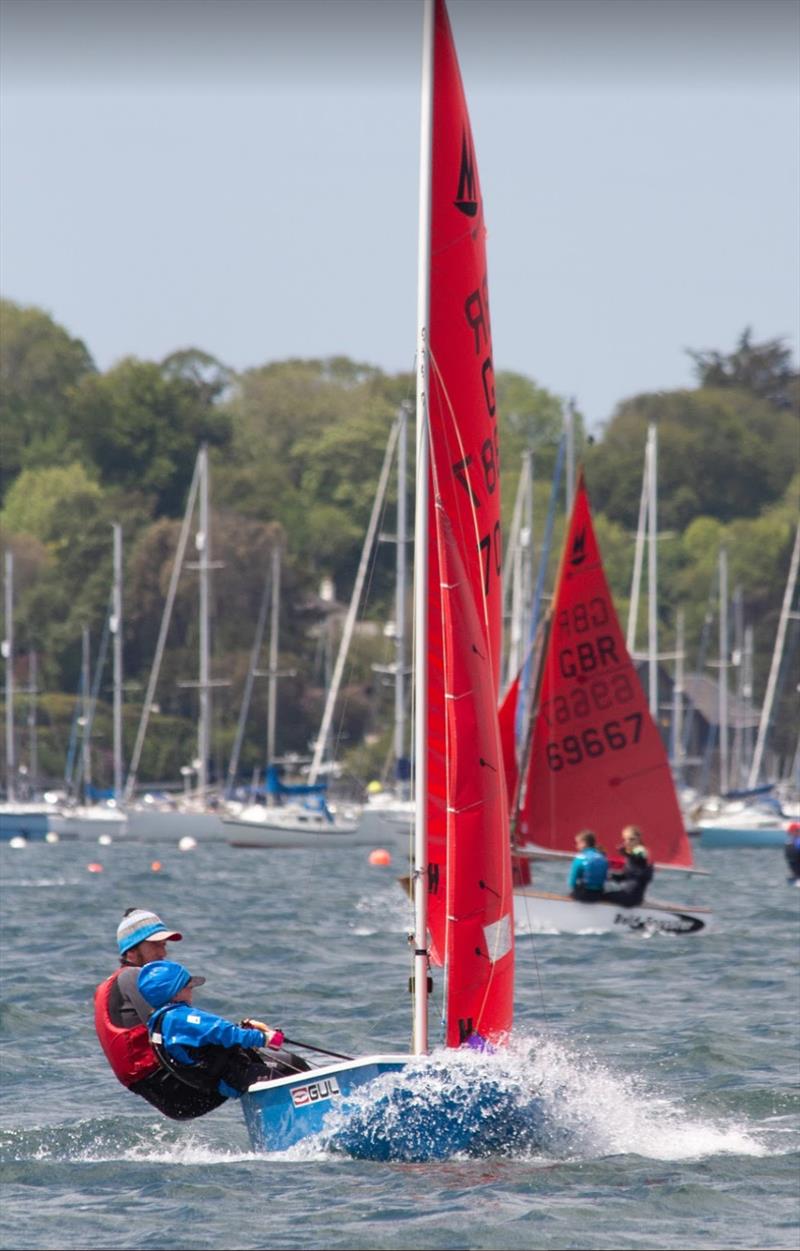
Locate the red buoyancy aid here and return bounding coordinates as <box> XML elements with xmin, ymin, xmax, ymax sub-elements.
<box><xmin>94</xmin><ymin>968</ymin><xmax>161</xmax><ymax>1087</ymax></box>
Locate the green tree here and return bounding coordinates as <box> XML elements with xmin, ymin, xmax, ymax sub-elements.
<box><xmin>688</xmin><ymin>327</ymin><xmax>799</xmax><ymax>411</ymax></box>
<box><xmin>67</xmin><ymin>356</ymin><xmax>232</xmax><ymax>515</ymax></box>
<box><xmin>1</xmin><ymin>462</ymin><xmax>102</xmax><ymax>543</ymax></box>
<box><xmin>585</xmin><ymin>388</ymin><xmax>799</xmax><ymax>530</ymax></box>
<box><xmin>0</xmin><ymin>300</ymin><xmax>95</xmax><ymax>498</ymax></box>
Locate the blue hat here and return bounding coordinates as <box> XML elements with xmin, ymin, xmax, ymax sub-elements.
<box><xmin>117</xmin><ymin>909</ymin><xmax>182</xmax><ymax>955</ymax></box>
<box><xmin>137</xmin><ymin>960</ymin><xmax>205</xmax><ymax>1009</ymax></box>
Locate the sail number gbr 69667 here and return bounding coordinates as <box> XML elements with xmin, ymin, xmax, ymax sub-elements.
<box><xmin>542</xmin><ymin>592</ymin><xmax>645</xmax><ymax>772</ymax></box>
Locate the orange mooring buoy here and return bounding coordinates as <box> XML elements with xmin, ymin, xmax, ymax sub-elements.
<box><xmin>368</xmin><ymin>848</ymin><xmax>392</xmax><ymax>866</ymax></box>
<box><xmin>87</xmin><ymin>862</ymin><xmax>104</xmax><ymax>873</ymax></box>
<box><xmin>150</xmin><ymin>860</ymin><xmax>162</xmax><ymax>872</ymax></box>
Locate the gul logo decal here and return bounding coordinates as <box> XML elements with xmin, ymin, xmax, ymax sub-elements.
<box><xmin>290</xmin><ymin>1077</ymin><xmax>341</xmax><ymax>1108</ymax></box>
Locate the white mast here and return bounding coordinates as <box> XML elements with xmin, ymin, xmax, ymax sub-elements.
<box><xmin>197</xmin><ymin>444</ymin><xmax>211</xmax><ymax>797</ymax></box>
<box><xmin>647</xmin><ymin>423</ymin><xmax>658</xmax><ymax>718</ymax></box>
<box><xmin>266</xmin><ymin>540</ymin><xmax>282</xmax><ymax>781</ymax></box>
<box><xmin>503</xmin><ymin>451</ymin><xmax>533</xmax><ymax>688</ymax></box>
<box><xmin>741</xmin><ymin>624</ymin><xmax>754</xmax><ymax>786</ymax></box>
<box><xmin>394</xmin><ymin>405</ymin><xmax>408</xmax><ymax>792</ymax></box>
<box><xmin>671</xmin><ymin>608</ymin><xmax>685</xmax><ymax>778</ymax></box>
<box><xmin>747</xmin><ymin>520</ymin><xmax>800</xmax><ymax>788</ymax></box>
<box><xmin>718</xmin><ymin>547</ymin><xmax>729</xmax><ymax>794</ymax></box>
<box><xmin>308</xmin><ymin>421</ymin><xmax>399</xmax><ymax>785</ymax></box>
<box><xmin>626</xmin><ymin>433</ymin><xmax>649</xmax><ymax>655</ymax></box>
<box><xmin>412</xmin><ymin>0</ymin><xmax>434</xmax><ymax>1057</ymax></box>
<box><xmin>111</xmin><ymin>522</ymin><xmax>124</xmax><ymax>799</ymax></box>
<box><xmin>81</xmin><ymin>626</ymin><xmax>92</xmax><ymax>799</ymax></box>
<box><xmin>27</xmin><ymin>651</ymin><xmax>38</xmax><ymax>795</ymax></box>
<box><xmin>3</xmin><ymin>551</ymin><xmax>14</xmax><ymax>802</ymax></box>
<box><xmin>124</xmin><ymin>452</ymin><xmax>201</xmax><ymax>803</ymax></box>
<box><xmin>564</xmin><ymin>399</ymin><xmax>576</xmax><ymax>515</ymax></box>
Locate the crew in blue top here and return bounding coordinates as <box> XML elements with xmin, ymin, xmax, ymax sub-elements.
<box><xmin>567</xmin><ymin>830</ymin><xmax>608</xmax><ymax>902</ymax></box>
<box><xmin>137</xmin><ymin>960</ymin><xmax>309</xmax><ymax>1111</ymax></box>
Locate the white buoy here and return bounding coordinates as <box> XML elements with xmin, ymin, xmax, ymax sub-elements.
<box><xmin>9</xmin><ymin>836</ymin><xmax>27</xmax><ymax>849</ymax></box>
<box><xmin>178</xmin><ymin>836</ymin><xmax>198</xmax><ymax>852</ymax></box>
<box><xmin>45</xmin><ymin>830</ymin><xmax>60</xmax><ymax>844</ymax></box>
<box><xmin>98</xmin><ymin>834</ymin><xmax>112</xmax><ymax>846</ymax></box>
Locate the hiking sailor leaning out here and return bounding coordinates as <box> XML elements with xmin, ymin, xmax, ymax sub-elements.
<box><xmin>94</xmin><ymin>908</ymin><xmax>228</xmax><ymax>1119</ymax></box>
<box><xmin>138</xmin><ymin>960</ymin><xmax>309</xmax><ymax>1114</ymax></box>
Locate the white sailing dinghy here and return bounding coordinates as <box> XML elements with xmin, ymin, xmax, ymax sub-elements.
<box><xmin>240</xmin><ymin>0</ymin><xmax>526</xmax><ymax>1158</ymax></box>
<box><xmin>502</xmin><ymin>473</ymin><xmax>712</xmax><ymax>935</ymax></box>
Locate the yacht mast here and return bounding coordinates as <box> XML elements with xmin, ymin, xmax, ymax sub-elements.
<box><xmin>747</xmin><ymin>521</ymin><xmax>800</xmax><ymax>787</ymax></box>
<box><xmin>394</xmin><ymin>405</ymin><xmax>408</xmax><ymax>791</ymax></box>
<box><xmin>266</xmin><ymin>540</ymin><xmax>282</xmax><ymax>779</ymax></box>
<box><xmin>3</xmin><ymin>552</ymin><xmax>14</xmax><ymax>801</ymax></box>
<box><xmin>412</xmin><ymin>0</ymin><xmax>434</xmax><ymax>1057</ymax></box>
<box><xmin>647</xmin><ymin>423</ymin><xmax>659</xmax><ymax>717</ymax></box>
<box><xmin>197</xmin><ymin>444</ymin><xmax>211</xmax><ymax>796</ymax></box>
<box><xmin>718</xmin><ymin>547</ymin><xmax>729</xmax><ymax>794</ymax></box>
<box><xmin>111</xmin><ymin>523</ymin><xmax>124</xmax><ymax>799</ymax></box>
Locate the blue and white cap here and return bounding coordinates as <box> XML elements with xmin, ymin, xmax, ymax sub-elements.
<box><xmin>117</xmin><ymin>909</ymin><xmax>182</xmax><ymax>955</ymax></box>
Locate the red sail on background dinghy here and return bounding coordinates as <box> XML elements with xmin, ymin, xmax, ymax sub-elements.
<box><xmin>424</xmin><ymin>0</ymin><xmax>514</xmax><ymax>1045</ymax></box>
<box><xmin>515</xmin><ymin>471</ymin><xmax>694</xmax><ymax>868</ymax></box>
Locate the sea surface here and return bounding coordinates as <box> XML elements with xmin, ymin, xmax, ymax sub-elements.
<box><xmin>1</xmin><ymin>836</ymin><xmax>798</xmax><ymax>1251</ymax></box>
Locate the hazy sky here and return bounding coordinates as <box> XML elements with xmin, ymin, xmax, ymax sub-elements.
<box><xmin>2</xmin><ymin>0</ymin><xmax>798</xmax><ymax>431</ymax></box>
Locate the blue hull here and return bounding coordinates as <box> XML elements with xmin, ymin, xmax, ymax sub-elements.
<box><xmin>241</xmin><ymin>1052</ymin><xmax>547</xmax><ymax>1161</ymax></box>
<box><xmin>0</xmin><ymin>809</ymin><xmax>50</xmax><ymax>840</ymax></box>
<box><xmin>241</xmin><ymin>1055</ymin><xmax>408</xmax><ymax>1153</ymax></box>
<box><xmin>698</xmin><ymin>826</ymin><xmax>787</xmax><ymax>849</ymax></box>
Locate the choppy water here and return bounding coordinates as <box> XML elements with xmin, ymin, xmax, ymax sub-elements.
<box><xmin>1</xmin><ymin>838</ymin><xmax>798</xmax><ymax>1250</ymax></box>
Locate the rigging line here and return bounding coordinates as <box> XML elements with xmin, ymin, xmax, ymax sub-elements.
<box><xmin>124</xmin><ymin>452</ymin><xmax>201</xmax><ymax>802</ymax></box>
<box><xmin>328</xmin><ymin>450</ymin><xmax>396</xmax><ymax>775</ymax></box>
<box><xmin>508</xmin><ymin>615</ymin><xmax>553</xmax><ymax>1026</ymax></box>
<box><xmin>81</xmin><ymin>593</ymin><xmax>113</xmax><ymax>792</ymax></box>
<box><xmin>309</xmin><ymin>418</ymin><xmax>399</xmax><ymax>785</ymax></box>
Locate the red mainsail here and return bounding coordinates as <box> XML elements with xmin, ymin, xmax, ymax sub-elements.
<box><xmin>516</xmin><ymin>472</ymin><xmax>694</xmax><ymax>869</ymax></box>
<box><xmin>424</xmin><ymin>0</ymin><xmax>513</xmax><ymax>1046</ymax></box>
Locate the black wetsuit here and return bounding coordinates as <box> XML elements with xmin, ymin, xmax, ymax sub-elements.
<box><xmin>785</xmin><ymin>836</ymin><xmax>800</xmax><ymax>880</ymax></box>
<box><xmin>603</xmin><ymin>848</ymin><xmax>654</xmax><ymax>907</ymax></box>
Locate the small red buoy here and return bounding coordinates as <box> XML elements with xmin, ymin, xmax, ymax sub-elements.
<box><xmin>87</xmin><ymin>863</ymin><xmax>104</xmax><ymax>873</ymax></box>
<box><xmin>368</xmin><ymin>848</ymin><xmax>392</xmax><ymax>866</ymax></box>
<box><xmin>151</xmin><ymin>860</ymin><xmax>162</xmax><ymax>872</ymax></box>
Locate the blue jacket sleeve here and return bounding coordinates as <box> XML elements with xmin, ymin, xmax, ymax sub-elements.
<box><xmin>567</xmin><ymin>854</ymin><xmax>581</xmax><ymax>890</ymax></box>
<box><xmin>162</xmin><ymin>1006</ymin><xmax>266</xmax><ymax>1056</ymax></box>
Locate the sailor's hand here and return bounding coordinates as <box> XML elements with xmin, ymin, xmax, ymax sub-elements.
<box><xmin>243</xmin><ymin>1018</ymin><xmax>284</xmax><ymax>1049</ymax></box>
<box><xmin>242</xmin><ymin>1017</ymin><xmax>270</xmax><ymax>1033</ymax></box>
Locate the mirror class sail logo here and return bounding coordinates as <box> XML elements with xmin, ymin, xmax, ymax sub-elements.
<box><xmin>454</xmin><ymin>131</ymin><xmax>478</xmax><ymax>217</ymax></box>
<box><xmin>569</xmin><ymin>527</ymin><xmax>588</xmax><ymax>566</ymax></box>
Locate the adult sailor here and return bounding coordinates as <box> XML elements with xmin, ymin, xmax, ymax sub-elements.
<box><xmin>603</xmin><ymin>825</ymin><xmax>654</xmax><ymax>907</ymax></box>
<box><xmin>94</xmin><ymin>908</ymin><xmax>226</xmax><ymax>1119</ymax></box>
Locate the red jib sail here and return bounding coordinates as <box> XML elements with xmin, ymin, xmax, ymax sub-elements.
<box><xmin>425</xmin><ymin>0</ymin><xmax>513</xmax><ymax>1046</ymax></box>
<box><xmin>516</xmin><ymin>471</ymin><xmax>694</xmax><ymax>869</ymax></box>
